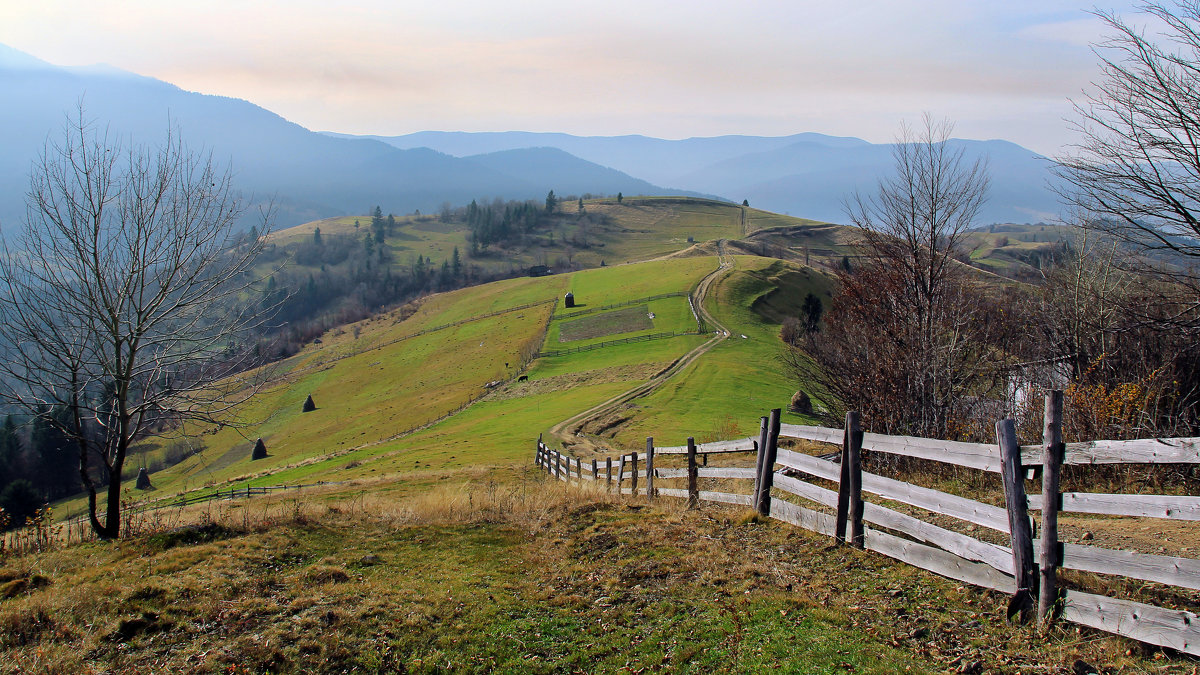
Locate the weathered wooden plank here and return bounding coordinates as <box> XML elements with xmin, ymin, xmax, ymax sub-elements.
<box><xmin>770</xmin><ymin>498</ymin><xmax>837</xmax><ymax>537</ymax></box>
<box><xmin>657</xmin><ymin>487</ymin><xmax>688</xmax><ymax>499</ymax></box>
<box><xmin>773</xmin><ymin>473</ymin><xmax>1013</xmax><ymax>572</ymax></box>
<box><xmin>780</xmin><ymin>423</ymin><xmax>1000</xmax><ymax>471</ymax></box>
<box><xmin>698</xmin><ymin>491</ymin><xmax>754</xmax><ymax>507</ymax></box>
<box><xmin>1028</xmin><ymin>492</ymin><xmax>1200</xmax><ymax>521</ymax></box>
<box><xmin>864</xmin><ymin>434</ymin><xmax>1001</xmax><ymax>472</ymax></box>
<box><xmin>864</xmin><ymin>528</ymin><xmax>1016</xmax><ymax>594</ymax></box>
<box><xmin>778</xmin><ymin>423</ymin><xmax>843</xmax><ymax>445</ymax></box>
<box><xmin>656</xmin><ymin>437</ymin><xmax>759</xmax><ymax>454</ymax></box>
<box><xmin>777</xmin><ymin>448</ymin><xmax>1011</xmax><ymax>532</ymax></box>
<box><xmin>696</xmin><ymin>467</ymin><xmax>758</xmax><ymax>480</ymax></box>
<box><xmin>1061</xmin><ymin>590</ymin><xmax>1200</xmax><ymax>656</ymax></box>
<box><xmin>1041</xmin><ymin>437</ymin><xmax>1200</xmax><ymax>466</ymax></box>
<box><xmin>655</xmin><ymin>468</ymin><xmax>689</xmax><ymax>479</ymax></box>
<box><xmin>1056</xmin><ymin>543</ymin><xmax>1200</xmax><ymax>591</ymax></box>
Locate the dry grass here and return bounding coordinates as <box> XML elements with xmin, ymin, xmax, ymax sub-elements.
<box><xmin>0</xmin><ymin>472</ymin><xmax>1195</xmax><ymax>674</ymax></box>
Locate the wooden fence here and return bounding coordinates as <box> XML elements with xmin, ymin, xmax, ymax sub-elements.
<box><xmin>533</xmin><ymin>394</ymin><xmax>1200</xmax><ymax>657</ymax></box>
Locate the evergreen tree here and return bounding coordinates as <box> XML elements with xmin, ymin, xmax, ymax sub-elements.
<box><xmin>801</xmin><ymin>293</ymin><xmax>823</xmax><ymax>333</ymax></box>
<box><xmin>0</xmin><ymin>479</ymin><xmax>41</xmax><ymax>530</ymax></box>
<box><xmin>0</xmin><ymin>415</ymin><xmax>17</xmax><ymax>487</ymax></box>
<box><xmin>31</xmin><ymin>406</ymin><xmax>75</xmax><ymax>500</ymax></box>
<box><xmin>617</xmin><ymin>192</ymin><xmax>623</xmax><ymax>203</ymax></box>
<box><xmin>451</xmin><ymin>247</ymin><xmax>462</xmax><ymax>277</ymax></box>
<box><xmin>313</xmin><ymin>226</ymin><xmax>322</xmax><ymax>246</ymax></box>
<box><xmin>545</xmin><ymin>190</ymin><xmax>557</xmax><ymax>213</ymax></box>
<box><xmin>578</xmin><ymin>197</ymin><xmax>584</xmax><ymax>212</ymax></box>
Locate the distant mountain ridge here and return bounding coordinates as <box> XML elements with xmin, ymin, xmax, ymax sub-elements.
<box><xmin>0</xmin><ymin>44</ymin><xmax>697</xmax><ymax>229</ymax></box>
<box><xmin>1</xmin><ymin>42</ymin><xmax>1062</xmax><ymax>229</ymax></box>
<box><xmin>341</xmin><ymin>130</ymin><xmax>1063</xmax><ymax>224</ymax></box>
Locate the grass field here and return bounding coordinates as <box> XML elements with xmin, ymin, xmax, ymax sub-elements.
<box><xmin>267</xmin><ymin>197</ymin><xmax>827</xmax><ymax>281</ymax></box>
<box><xmin>599</xmin><ymin>256</ymin><xmax>832</xmax><ymax>449</ymax></box>
<box><xmin>1</xmin><ymin>480</ymin><xmax>1162</xmax><ymax>674</ymax></box>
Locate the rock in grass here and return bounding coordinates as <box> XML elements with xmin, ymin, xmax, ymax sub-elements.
<box><xmin>303</xmin><ymin>394</ymin><xmax>316</xmax><ymax>412</ymax></box>
<box><xmin>252</xmin><ymin>438</ymin><xmax>267</xmax><ymax>460</ymax></box>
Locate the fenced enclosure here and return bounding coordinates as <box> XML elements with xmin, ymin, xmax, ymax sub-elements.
<box><xmin>534</xmin><ymin>393</ymin><xmax>1200</xmax><ymax>657</ymax></box>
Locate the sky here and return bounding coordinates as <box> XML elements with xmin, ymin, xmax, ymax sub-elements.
<box><xmin>0</xmin><ymin>0</ymin><xmax>1150</xmax><ymax>156</ymax></box>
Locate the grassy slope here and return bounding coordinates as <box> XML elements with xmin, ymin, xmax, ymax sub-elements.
<box><xmin>270</xmin><ymin>197</ymin><xmax>823</xmax><ymax>278</ymax></box>
<box><xmin>62</xmin><ymin>256</ymin><xmax>719</xmax><ymax>514</ymax></box>
<box><xmin>2</xmin><ymin>484</ymin><xmax>1159</xmax><ymax>674</ymax></box>
<box><xmin>607</xmin><ymin>256</ymin><xmax>833</xmax><ymax>448</ymax></box>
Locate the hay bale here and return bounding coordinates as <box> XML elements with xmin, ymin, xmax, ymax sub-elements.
<box><xmin>302</xmin><ymin>394</ymin><xmax>316</xmax><ymax>412</ymax></box>
<box><xmin>252</xmin><ymin>438</ymin><xmax>267</xmax><ymax>460</ymax></box>
<box><xmin>135</xmin><ymin>467</ymin><xmax>152</xmax><ymax>490</ymax></box>
<box><xmin>789</xmin><ymin>390</ymin><xmax>813</xmax><ymax>415</ymax></box>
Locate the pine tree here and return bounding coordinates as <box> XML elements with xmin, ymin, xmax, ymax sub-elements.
<box><xmin>545</xmin><ymin>190</ymin><xmax>557</xmax><ymax>213</ymax></box>
<box><xmin>0</xmin><ymin>415</ymin><xmax>18</xmax><ymax>487</ymax></box>
<box><xmin>451</xmin><ymin>247</ymin><xmax>462</xmax><ymax>277</ymax></box>
<box><xmin>617</xmin><ymin>192</ymin><xmax>623</xmax><ymax>204</ymax></box>
<box><xmin>313</xmin><ymin>227</ymin><xmax>322</xmax><ymax>246</ymax></box>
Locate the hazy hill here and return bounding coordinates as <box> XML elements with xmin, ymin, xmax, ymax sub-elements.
<box><xmin>346</xmin><ymin>130</ymin><xmax>1063</xmax><ymax>225</ymax></box>
<box><xmin>0</xmin><ymin>44</ymin><xmax>692</xmax><ymax>229</ymax></box>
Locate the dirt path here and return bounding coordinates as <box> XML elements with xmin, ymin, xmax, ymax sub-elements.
<box><xmin>547</xmin><ymin>243</ymin><xmax>733</xmax><ymax>453</ymax></box>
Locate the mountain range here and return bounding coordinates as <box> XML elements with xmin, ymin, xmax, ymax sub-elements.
<box><xmin>1</xmin><ymin>43</ymin><xmax>1062</xmax><ymax>229</ymax></box>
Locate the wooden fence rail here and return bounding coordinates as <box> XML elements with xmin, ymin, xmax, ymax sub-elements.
<box><xmin>533</xmin><ymin>396</ymin><xmax>1200</xmax><ymax>657</ymax></box>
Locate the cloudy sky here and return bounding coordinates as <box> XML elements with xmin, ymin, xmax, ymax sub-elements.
<box><xmin>0</xmin><ymin>1</ymin><xmax>1148</xmax><ymax>155</ymax></box>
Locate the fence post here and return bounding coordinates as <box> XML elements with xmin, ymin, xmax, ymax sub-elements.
<box><xmin>753</xmin><ymin>409</ymin><xmax>781</xmax><ymax>517</ymax></box>
<box><xmin>606</xmin><ymin>457</ymin><xmax>613</xmax><ymax>491</ymax></box>
<box><xmin>617</xmin><ymin>455</ymin><xmax>626</xmax><ymax>493</ymax></box>
<box><xmin>998</xmin><ymin>417</ymin><xmax>1037</xmax><ymax>622</ymax></box>
<box><xmin>591</xmin><ymin>458</ymin><xmax>598</xmax><ymax>484</ymax></box>
<box><xmin>1039</xmin><ymin>390</ymin><xmax>1064</xmax><ymax>625</ymax></box>
<box><xmin>536</xmin><ymin>434</ymin><xmax>543</xmax><ymax>466</ymax></box>
<box><xmin>576</xmin><ymin>457</ymin><xmax>582</xmax><ymax>482</ymax></box>
<box><xmin>555</xmin><ymin>451</ymin><xmax>563</xmax><ymax>480</ymax></box>
<box><xmin>686</xmin><ymin>437</ymin><xmax>699</xmax><ymax>509</ymax></box>
<box><xmin>646</xmin><ymin>437</ymin><xmax>655</xmax><ymax>503</ymax></box>
<box><xmin>630</xmin><ymin>452</ymin><xmax>639</xmax><ymax>496</ymax></box>
<box><xmin>845</xmin><ymin>412</ymin><xmax>864</xmax><ymax>548</ymax></box>
<box><xmin>752</xmin><ymin>416</ymin><xmax>769</xmax><ymax>507</ymax></box>
<box><xmin>835</xmin><ymin>413</ymin><xmax>854</xmax><ymax>544</ymax></box>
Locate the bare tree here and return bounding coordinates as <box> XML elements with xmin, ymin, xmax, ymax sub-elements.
<box><xmin>845</xmin><ymin>114</ymin><xmax>989</xmax><ymax>341</ymax></box>
<box><xmin>0</xmin><ymin>113</ymin><xmax>275</xmax><ymax>538</ymax></box>
<box><xmin>791</xmin><ymin>116</ymin><xmax>998</xmax><ymax>439</ymax></box>
<box><xmin>1054</xmin><ymin>2</ymin><xmax>1200</xmax><ymax>277</ymax></box>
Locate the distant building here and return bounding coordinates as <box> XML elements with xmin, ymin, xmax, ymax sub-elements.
<box><xmin>565</xmin><ymin>292</ymin><xmax>575</xmax><ymax>308</ymax></box>
<box><xmin>528</xmin><ymin>265</ymin><xmax>551</xmax><ymax>277</ymax></box>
